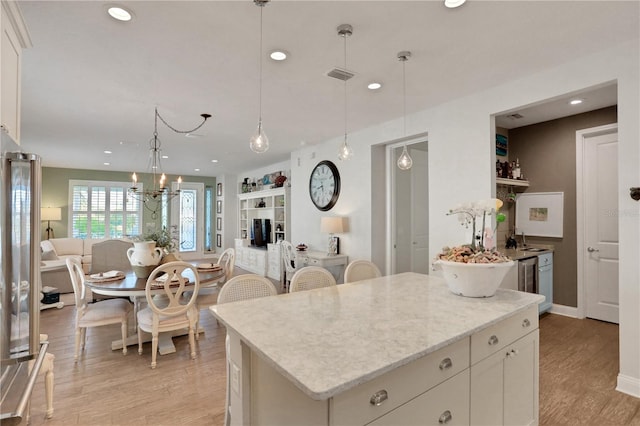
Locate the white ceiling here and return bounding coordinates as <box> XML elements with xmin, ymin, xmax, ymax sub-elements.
<box><xmin>16</xmin><ymin>1</ymin><xmax>638</xmax><ymax>177</ymax></box>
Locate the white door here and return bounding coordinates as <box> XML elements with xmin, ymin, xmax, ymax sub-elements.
<box><xmin>579</xmin><ymin>125</ymin><xmax>619</xmax><ymax>323</ymax></box>
<box><xmin>171</xmin><ymin>182</ymin><xmax>205</xmax><ymax>260</ymax></box>
<box><xmin>410</xmin><ymin>147</ymin><xmax>429</xmax><ymax>273</ymax></box>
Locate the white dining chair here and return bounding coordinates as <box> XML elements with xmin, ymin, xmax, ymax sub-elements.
<box><xmin>65</xmin><ymin>258</ymin><xmax>132</xmax><ymax>361</ymax></box>
<box><xmin>137</xmin><ymin>261</ymin><xmax>200</xmax><ymax>369</ymax></box>
<box><xmin>344</xmin><ymin>259</ymin><xmax>382</xmax><ymax>283</ymax></box>
<box><xmin>217</xmin><ymin>274</ymin><xmax>278</xmax><ymax>426</ymax></box>
<box><xmin>193</xmin><ymin>248</ymin><xmax>235</xmax><ymax>328</ymax></box>
<box><xmin>280</xmin><ymin>241</ymin><xmax>298</xmax><ymax>292</ymax></box>
<box><xmin>289</xmin><ymin>266</ymin><xmax>336</xmax><ymax>293</ymax></box>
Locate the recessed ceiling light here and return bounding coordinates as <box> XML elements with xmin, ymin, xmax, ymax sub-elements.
<box><xmin>368</xmin><ymin>82</ymin><xmax>382</xmax><ymax>90</ymax></box>
<box><xmin>444</xmin><ymin>0</ymin><xmax>466</xmax><ymax>8</ymax></box>
<box><xmin>270</xmin><ymin>50</ymin><xmax>288</xmax><ymax>61</ymax></box>
<box><xmin>103</xmin><ymin>162</ymin><xmax>110</xmax><ymax>166</ymax></box>
<box><xmin>107</xmin><ymin>5</ymin><xmax>133</xmax><ymax>22</ymax></box>
<box><xmin>194</xmin><ymin>168</ymin><xmax>200</xmax><ymax>172</ymax></box>
<box><xmin>211</xmin><ymin>159</ymin><xmax>218</xmax><ymax>163</ymax></box>
<box><xmin>104</xmin><ymin>150</ymin><xmax>112</xmax><ymax>154</ymax></box>
<box><xmin>569</xmin><ymin>99</ymin><xmax>584</xmax><ymax>105</ymax></box>
<box><xmin>162</xmin><ymin>155</ymin><xmax>169</xmax><ymax>159</ymax></box>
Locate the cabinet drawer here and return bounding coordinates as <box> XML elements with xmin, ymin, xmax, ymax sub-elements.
<box><xmin>331</xmin><ymin>338</ymin><xmax>469</xmax><ymax>426</ymax></box>
<box><xmin>471</xmin><ymin>305</ymin><xmax>538</xmax><ymax>364</ymax></box>
<box><xmin>366</xmin><ymin>370</ymin><xmax>470</xmax><ymax>426</ymax></box>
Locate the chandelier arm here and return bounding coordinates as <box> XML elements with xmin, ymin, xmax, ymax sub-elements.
<box><xmin>155</xmin><ymin>109</ymin><xmax>211</xmax><ymax>134</ymax></box>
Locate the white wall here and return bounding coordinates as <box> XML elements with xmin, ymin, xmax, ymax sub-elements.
<box><xmin>287</xmin><ymin>39</ymin><xmax>639</xmax><ymax>397</ymax></box>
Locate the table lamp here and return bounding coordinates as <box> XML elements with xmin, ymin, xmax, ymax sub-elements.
<box><xmin>41</xmin><ymin>207</ymin><xmax>61</xmax><ymax>240</ymax></box>
<box><xmin>320</xmin><ymin>216</ymin><xmax>347</xmax><ymax>256</ymax></box>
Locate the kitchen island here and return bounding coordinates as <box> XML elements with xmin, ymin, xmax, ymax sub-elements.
<box><xmin>210</xmin><ymin>272</ymin><xmax>544</xmax><ymax>425</ymax></box>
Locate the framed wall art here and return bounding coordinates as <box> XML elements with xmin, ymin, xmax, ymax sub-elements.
<box><xmin>515</xmin><ymin>192</ymin><xmax>564</xmax><ymax>237</ymax></box>
<box><xmin>216</xmin><ymin>200</ymin><xmax>222</xmax><ymax>214</ymax></box>
<box><xmin>216</xmin><ymin>217</ymin><xmax>222</xmax><ymax>231</ymax></box>
<box><xmin>216</xmin><ymin>233</ymin><xmax>222</xmax><ymax>248</ymax></box>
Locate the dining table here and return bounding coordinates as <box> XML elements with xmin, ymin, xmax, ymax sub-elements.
<box><xmin>85</xmin><ymin>263</ymin><xmax>225</xmax><ymax>355</ymax></box>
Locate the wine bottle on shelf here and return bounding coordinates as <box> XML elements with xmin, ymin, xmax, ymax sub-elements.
<box><xmin>513</xmin><ymin>158</ymin><xmax>521</xmax><ymax>179</ymax></box>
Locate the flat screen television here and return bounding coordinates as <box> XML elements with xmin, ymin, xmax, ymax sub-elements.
<box><xmin>251</xmin><ymin>218</ymin><xmax>271</xmax><ymax>247</ymax></box>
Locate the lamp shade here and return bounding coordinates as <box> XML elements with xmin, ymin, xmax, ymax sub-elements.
<box><xmin>320</xmin><ymin>216</ymin><xmax>346</xmax><ymax>234</ymax></box>
<box><xmin>41</xmin><ymin>207</ymin><xmax>61</xmax><ymax>221</ymax></box>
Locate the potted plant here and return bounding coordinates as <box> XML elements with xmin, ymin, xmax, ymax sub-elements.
<box><xmin>433</xmin><ymin>199</ymin><xmax>513</xmax><ymax>297</ymax></box>
<box><xmin>144</xmin><ymin>226</ymin><xmax>180</xmax><ymax>263</ymax></box>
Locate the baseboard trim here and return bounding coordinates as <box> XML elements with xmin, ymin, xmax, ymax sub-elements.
<box><xmin>616</xmin><ymin>374</ymin><xmax>640</xmax><ymax>398</ymax></box>
<box><xmin>549</xmin><ymin>304</ymin><xmax>578</xmax><ymax>318</ymax></box>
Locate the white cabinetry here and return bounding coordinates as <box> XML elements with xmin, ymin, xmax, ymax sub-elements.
<box><xmin>235</xmin><ymin>305</ymin><xmax>540</xmax><ymax>426</ymax></box>
<box><xmin>234</xmin><ymin>239</ymin><xmax>267</xmax><ymax>276</ymax></box>
<box><xmin>537</xmin><ymin>252</ymin><xmax>553</xmax><ymax>313</ymax></box>
<box><xmin>267</xmin><ymin>243</ymin><xmax>281</xmax><ymax>281</ymax></box>
<box><xmin>238</xmin><ymin>187</ymin><xmax>289</xmax><ymax>244</ymax></box>
<box><xmin>470</xmin><ymin>305</ymin><xmax>539</xmax><ymax>426</ymax></box>
<box><xmin>1</xmin><ymin>1</ymin><xmax>31</xmax><ymax>144</ymax></box>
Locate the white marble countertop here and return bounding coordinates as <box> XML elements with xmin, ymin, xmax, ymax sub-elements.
<box><xmin>210</xmin><ymin>272</ymin><xmax>543</xmax><ymax>401</ymax></box>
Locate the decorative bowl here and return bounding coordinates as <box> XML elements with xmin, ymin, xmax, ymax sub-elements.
<box><xmin>434</xmin><ymin>259</ymin><xmax>515</xmax><ymax>298</ymax></box>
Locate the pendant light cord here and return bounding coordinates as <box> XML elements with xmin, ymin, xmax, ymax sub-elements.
<box><xmin>259</xmin><ymin>5</ymin><xmax>263</xmax><ymax>124</ymax></box>
<box><xmin>402</xmin><ymin>58</ymin><xmax>407</xmax><ymax>137</ymax></box>
<box><xmin>343</xmin><ymin>32</ymin><xmax>347</xmax><ymax>142</ymax></box>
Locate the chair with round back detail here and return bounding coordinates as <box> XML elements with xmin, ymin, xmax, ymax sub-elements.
<box><xmin>137</xmin><ymin>261</ymin><xmax>200</xmax><ymax>369</ymax></box>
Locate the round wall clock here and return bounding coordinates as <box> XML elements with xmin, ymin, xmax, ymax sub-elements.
<box><xmin>309</xmin><ymin>160</ymin><xmax>341</xmax><ymax>211</ymax></box>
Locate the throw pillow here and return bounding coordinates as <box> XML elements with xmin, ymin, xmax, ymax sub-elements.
<box><xmin>41</xmin><ymin>250</ymin><xmax>59</xmax><ymax>261</ymax></box>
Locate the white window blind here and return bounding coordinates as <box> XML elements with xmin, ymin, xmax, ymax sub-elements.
<box><xmin>69</xmin><ymin>180</ymin><xmax>142</xmax><ymax>239</ymax></box>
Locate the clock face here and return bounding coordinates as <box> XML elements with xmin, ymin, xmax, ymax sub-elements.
<box><xmin>309</xmin><ymin>160</ymin><xmax>341</xmax><ymax>211</ymax></box>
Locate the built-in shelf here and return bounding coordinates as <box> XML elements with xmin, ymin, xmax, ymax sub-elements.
<box><xmin>496</xmin><ymin>177</ymin><xmax>530</xmax><ymax>188</ymax></box>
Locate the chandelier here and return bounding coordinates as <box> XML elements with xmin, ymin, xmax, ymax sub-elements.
<box><xmin>129</xmin><ymin>107</ymin><xmax>211</xmax><ymax>218</ymax></box>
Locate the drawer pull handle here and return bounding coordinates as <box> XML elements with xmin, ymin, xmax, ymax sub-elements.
<box><xmin>439</xmin><ymin>357</ymin><xmax>453</xmax><ymax>370</ymax></box>
<box><xmin>522</xmin><ymin>318</ymin><xmax>531</xmax><ymax>328</ymax></box>
<box><xmin>438</xmin><ymin>410</ymin><xmax>453</xmax><ymax>424</ymax></box>
<box><xmin>488</xmin><ymin>335</ymin><xmax>499</xmax><ymax>346</ymax></box>
<box><xmin>370</xmin><ymin>390</ymin><xmax>388</xmax><ymax>406</ymax></box>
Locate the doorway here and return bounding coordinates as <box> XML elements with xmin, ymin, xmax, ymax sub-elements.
<box><xmin>386</xmin><ymin>139</ymin><xmax>429</xmax><ymax>275</ymax></box>
<box><xmin>170</xmin><ymin>181</ymin><xmax>205</xmax><ymax>260</ymax></box>
<box><xmin>576</xmin><ymin>123</ymin><xmax>619</xmax><ymax>323</ymax></box>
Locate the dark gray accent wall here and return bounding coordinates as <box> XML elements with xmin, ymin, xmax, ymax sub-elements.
<box><xmin>509</xmin><ymin>106</ymin><xmax>617</xmax><ymax>307</ymax></box>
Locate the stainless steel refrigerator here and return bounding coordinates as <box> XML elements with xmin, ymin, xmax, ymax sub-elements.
<box><xmin>0</xmin><ymin>132</ymin><xmax>49</xmax><ymax>424</ymax></box>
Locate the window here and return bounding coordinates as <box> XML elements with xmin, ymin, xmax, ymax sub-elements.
<box><xmin>69</xmin><ymin>180</ymin><xmax>141</xmax><ymax>239</ymax></box>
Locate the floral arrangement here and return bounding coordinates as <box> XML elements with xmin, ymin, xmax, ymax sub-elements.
<box><xmin>137</xmin><ymin>226</ymin><xmax>179</xmax><ymax>254</ymax></box>
<box><xmin>436</xmin><ymin>199</ymin><xmax>510</xmax><ymax>264</ymax></box>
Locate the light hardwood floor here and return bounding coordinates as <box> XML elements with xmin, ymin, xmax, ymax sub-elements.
<box><xmin>28</xmin><ymin>304</ymin><xmax>639</xmax><ymax>425</ymax></box>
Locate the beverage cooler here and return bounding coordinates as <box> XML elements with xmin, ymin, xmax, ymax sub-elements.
<box><xmin>1</xmin><ymin>136</ymin><xmax>49</xmax><ymax>424</ymax></box>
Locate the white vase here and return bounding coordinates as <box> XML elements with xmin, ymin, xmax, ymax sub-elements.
<box><xmin>434</xmin><ymin>260</ymin><xmax>515</xmax><ymax>298</ymax></box>
<box><xmin>127</xmin><ymin>241</ymin><xmax>163</xmax><ymax>278</ymax></box>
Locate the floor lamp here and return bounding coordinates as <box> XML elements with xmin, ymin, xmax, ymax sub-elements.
<box><xmin>41</xmin><ymin>207</ymin><xmax>61</xmax><ymax>240</ymax></box>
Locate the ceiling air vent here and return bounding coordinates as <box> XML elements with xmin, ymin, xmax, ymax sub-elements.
<box><xmin>327</xmin><ymin>67</ymin><xmax>355</xmax><ymax>81</ymax></box>
<box><xmin>507</xmin><ymin>113</ymin><xmax>524</xmax><ymax>120</ymax></box>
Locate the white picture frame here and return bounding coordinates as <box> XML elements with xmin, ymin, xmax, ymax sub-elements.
<box><xmin>515</xmin><ymin>192</ymin><xmax>564</xmax><ymax>238</ymax></box>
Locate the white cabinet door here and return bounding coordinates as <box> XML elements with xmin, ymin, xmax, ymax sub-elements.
<box><xmin>366</xmin><ymin>370</ymin><xmax>469</xmax><ymax>426</ymax></box>
<box><xmin>471</xmin><ymin>330</ymin><xmax>539</xmax><ymax>426</ymax></box>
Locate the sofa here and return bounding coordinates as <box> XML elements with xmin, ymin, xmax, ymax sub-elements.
<box><xmin>40</xmin><ymin>238</ymin><xmax>129</xmax><ymax>294</ymax></box>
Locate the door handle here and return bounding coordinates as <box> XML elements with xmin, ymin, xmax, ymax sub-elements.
<box><xmin>587</xmin><ymin>247</ymin><xmax>599</xmax><ymax>253</ymax></box>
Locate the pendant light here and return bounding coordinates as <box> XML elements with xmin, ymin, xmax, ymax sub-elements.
<box><xmin>337</xmin><ymin>24</ymin><xmax>354</xmax><ymax>161</ymax></box>
<box><xmin>397</xmin><ymin>51</ymin><xmax>413</xmax><ymax>170</ymax></box>
<box><xmin>250</xmin><ymin>0</ymin><xmax>270</xmax><ymax>154</ymax></box>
